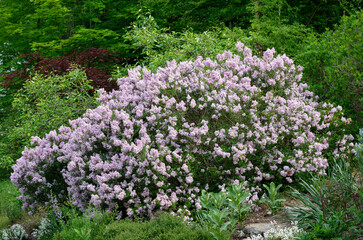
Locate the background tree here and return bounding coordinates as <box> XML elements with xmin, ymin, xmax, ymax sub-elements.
<box><xmin>297</xmin><ymin>11</ymin><xmax>363</xmax><ymax>135</ymax></box>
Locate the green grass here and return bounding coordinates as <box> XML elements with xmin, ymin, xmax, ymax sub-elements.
<box><xmin>0</xmin><ymin>215</ymin><xmax>10</xmax><ymax>230</ymax></box>
<box><xmin>0</xmin><ymin>179</ymin><xmax>18</xmax><ymax>230</ymax></box>
<box><xmin>0</xmin><ymin>179</ymin><xmax>23</xmax><ymax>223</ymax></box>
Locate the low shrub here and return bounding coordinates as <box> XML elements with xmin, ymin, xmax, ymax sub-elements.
<box><xmin>11</xmin><ymin>43</ymin><xmax>354</xmax><ymax>220</ymax></box>
<box><xmin>1</xmin><ymin>48</ymin><xmax>124</xmax><ymax>92</ymax></box>
<box><xmin>94</xmin><ymin>212</ymin><xmax>226</xmax><ymax>240</ymax></box>
<box><xmin>297</xmin><ymin>212</ymin><xmax>352</xmax><ymax>240</ymax></box>
<box><xmin>2</xmin><ymin>202</ymin><xmax>23</xmax><ymax>223</ymax></box>
<box><xmin>51</xmin><ymin>207</ymin><xmax>114</xmax><ymax>240</ymax></box>
<box><xmin>0</xmin><ymin>224</ymin><xmax>28</xmax><ymax>240</ymax></box>
<box><xmin>32</xmin><ymin>215</ymin><xmax>59</xmax><ymax>240</ymax></box>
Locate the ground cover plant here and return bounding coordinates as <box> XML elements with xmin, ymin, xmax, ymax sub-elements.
<box><xmin>245</xmin><ymin>221</ymin><xmax>304</xmax><ymax>240</ymax></box>
<box><xmin>0</xmin><ymin>224</ymin><xmax>28</xmax><ymax>240</ymax></box>
<box><xmin>10</xmin><ymin>42</ymin><xmax>355</xmax><ymax>224</ymax></box>
<box><xmin>92</xmin><ymin>211</ymin><xmax>227</xmax><ymax>240</ymax></box>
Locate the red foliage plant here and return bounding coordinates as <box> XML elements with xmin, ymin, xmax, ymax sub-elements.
<box><xmin>1</xmin><ymin>48</ymin><xmax>125</xmax><ymax>92</ymax></box>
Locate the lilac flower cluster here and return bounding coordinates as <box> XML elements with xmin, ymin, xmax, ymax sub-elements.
<box><xmin>11</xmin><ymin>43</ymin><xmax>354</xmax><ymax>218</ymax></box>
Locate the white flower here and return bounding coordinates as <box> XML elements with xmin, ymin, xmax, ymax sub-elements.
<box><xmin>246</xmin><ymin>221</ymin><xmax>304</xmax><ymax>240</ymax></box>
<box><xmin>1</xmin><ymin>224</ymin><xmax>28</xmax><ymax>240</ymax></box>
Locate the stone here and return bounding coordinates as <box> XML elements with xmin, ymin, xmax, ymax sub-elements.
<box><xmin>243</xmin><ymin>223</ymin><xmax>274</xmax><ymax>235</ymax></box>
<box><xmin>238</xmin><ymin>230</ymin><xmax>246</xmax><ymax>237</ymax></box>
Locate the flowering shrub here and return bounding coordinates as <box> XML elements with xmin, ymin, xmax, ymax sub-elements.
<box><xmin>355</xmin><ymin>129</ymin><xmax>363</xmax><ymax>162</ymax></box>
<box><xmin>11</xmin><ymin>43</ymin><xmax>354</xmax><ymax>219</ymax></box>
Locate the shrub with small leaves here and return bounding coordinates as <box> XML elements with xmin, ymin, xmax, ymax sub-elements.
<box><xmin>94</xmin><ymin>212</ymin><xmax>225</xmax><ymax>240</ymax></box>
<box><xmin>11</xmin><ymin>43</ymin><xmax>354</xmax><ymax>219</ymax></box>
<box><xmin>51</xmin><ymin>207</ymin><xmax>116</xmax><ymax>240</ymax></box>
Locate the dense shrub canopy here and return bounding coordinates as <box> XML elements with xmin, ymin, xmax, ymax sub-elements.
<box><xmin>11</xmin><ymin>43</ymin><xmax>354</xmax><ymax>219</ymax></box>
<box><xmin>297</xmin><ymin>11</ymin><xmax>363</xmax><ymax>135</ymax></box>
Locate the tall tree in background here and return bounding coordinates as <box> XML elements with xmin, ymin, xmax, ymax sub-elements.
<box><xmin>247</xmin><ymin>0</ymin><xmax>314</xmax><ymax>56</ymax></box>
<box><xmin>142</xmin><ymin>0</ymin><xmax>252</xmax><ymax>32</ymax></box>
<box><xmin>0</xmin><ymin>0</ymin><xmax>140</xmax><ymax>69</ymax></box>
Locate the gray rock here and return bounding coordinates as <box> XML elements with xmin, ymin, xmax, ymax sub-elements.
<box><xmin>243</xmin><ymin>223</ymin><xmax>274</xmax><ymax>235</ymax></box>
<box><xmin>238</xmin><ymin>230</ymin><xmax>246</xmax><ymax>237</ymax></box>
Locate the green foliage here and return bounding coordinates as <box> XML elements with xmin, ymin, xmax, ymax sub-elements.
<box><xmin>125</xmin><ymin>10</ymin><xmax>252</xmax><ymax>71</ymax></box>
<box><xmin>94</xmin><ymin>212</ymin><xmax>223</xmax><ymax>240</ymax></box>
<box><xmin>198</xmin><ymin>182</ymin><xmax>251</xmax><ymax>239</ymax></box>
<box><xmin>3</xmin><ymin>202</ymin><xmax>23</xmax><ymax>223</ymax></box>
<box><xmin>325</xmin><ymin>158</ymin><xmax>362</xmax><ymax>212</ymax></box>
<box><xmin>225</xmin><ymin>183</ymin><xmax>251</xmax><ymax>227</ymax></box>
<box><xmin>297</xmin><ymin>11</ymin><xmax>363</xmax><ymax>135</ymax></box>
<box><xmin>126</xmin><ymin>4</ymin><xmax>315</xmax><ymax>69</ymax></box>
<box><xmin>199</xmin><ymin>192</ymin><xmax>236</xmax><ymax>240</ymax></box>
<box><xmin>0</xmin><ymin>0</ymin><xmax>139</xmax><ymax>63</ymax></box>
<box><xmin>286</xmin><ymin>157</ymin><xmax>362</xmax><ymax>239</ymax></box>
<box><xmin>0</xmin><ymin>0</ymin><xmax>356</xmax><ymax>68</ymax></box>
<box><xmin>260</xmin><ymin>182</ymin><xmax>285</xmax><ymax>215</ymax></box>
<box><xmin>338</xmin><ymin>0</ymin><xmax>363</xmax><ymax>16</ymax></box>
<box><xmin>287</xmin><ymin>177</ymin><xmax>334</xmax><ymax>228</ymax></box>
<box><xmin>0</xmin><ymin>180</ymin><xmax>23</xmax><ymax>223</ymax></box>
<box><xmin>247</xmin><ymin>0</ymin><xmax>315</xmax><ymax>57</ymax></box>
<box><xmin>289</xmin><ymin>0</ymin><xmax>351</xmax><ymax>33</ymax></box>
<box><xmin>51</xmin><ymin>206</ymin><xmax>115</xmax><ymax>240</ymax></box>
<box><xmin>31</xmin><ymin>28</ymin><xmax>120</xmax><ymax>56</ymax></box>
<box><xmin>142</xmin><ymin>0</ymin><xmax>351</xmax><ymax>34</ymax></box>
<box><xmin>297</xmin><ymin>212</ymin><xmax>355</xmax><ymax>240</ymax></box>
<box><xmin>32</xmin><ymin>216</ymin><xmax>59</xmax><ymax>240</ymax></box>
<box><xmin>0</xmin><ymin>216</ymin><xmax>11</xmax><ymax>231</ymax></box>
<box><xmin>0</xmin><ymin>67</ymin><xmax>98</xmax><ymax>177</ymax></box>
<box><xmin>0</xmin><ymin>224</ymin><xmax>28</xmax><ymax>240</ymax></box>
<box><xmin>0</xmin><ymin>155</ymin><xmax>14</xmax><ymax>180</ymax></box>
<box><xmin>142</xmin><ymin>0</ymin><xmax>252</xmax><ymax>32</ymax></box>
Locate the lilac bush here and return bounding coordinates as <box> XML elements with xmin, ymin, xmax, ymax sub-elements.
<box><xmin>11</xmin><ymin>43</ymin><xmax>354</xmax><ymax>219</ymax></box>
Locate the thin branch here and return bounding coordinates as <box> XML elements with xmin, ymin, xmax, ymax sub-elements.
<box><xmin>305</xmin><ymin>1</ymin><xmax>322</xmax><ymax>27</ymax></box>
